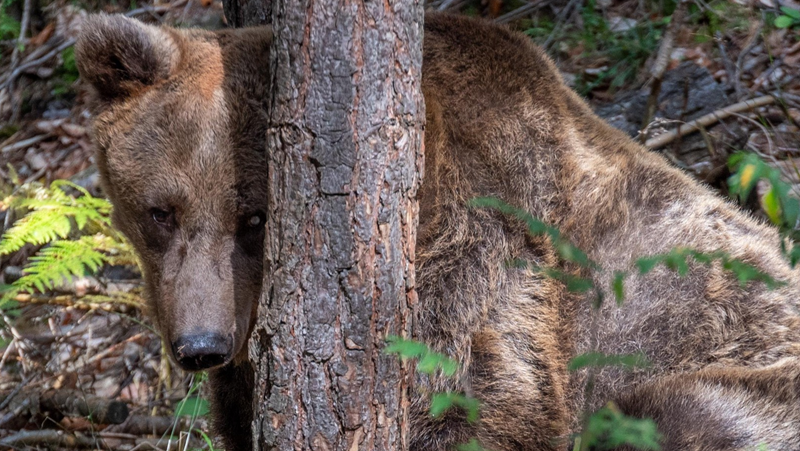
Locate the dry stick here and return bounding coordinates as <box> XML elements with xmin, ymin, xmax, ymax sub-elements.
<box><xmin>12</xmin><ymin>293</ymin><xmax>144</xmax><ymax>309</ymax></box>
<box><xmin>645</xmin><ymin>95</ymin><xmax>776</xmax><ymax>149</ymax></box>
<box><xmin>543</xmin><ymin>0</ymin><xmax>582</xmax><ymax>50</ymax></box>
<box><xmin>0</xmin><ymin>373</ymin><xmax>35</xmax><ymax>411</ymax></box>
<box><xmin>0</xmin><ymin>134</ymin><xmax>48</xmax><ymax>153</ymax></box>
<box><xmin>0</xmin><ymin>397</ymin><xmax>33</xmax><ymax>427</ymax></box>
<box><xmin>716</xmin><ymin>30</ymin><xmax>737</xmax><ymax>87</ymax></box>
<box><xmin>9</xmin><ymin>0</ymin><xmax>32</xmax><ymax>69</ymax></box>
<box><xmin>66</xmin><ymin>332</ymin><xmax>146</xmax><ymax>373</ymax></box>
<box><xmin>39</xmin><ymin>389</ymin><xmax>130</xmax><ymax>424</ymax></box>
<box><xmin>0</xmin><ymin>38</ymin><xmax>76</xmax><ymax>91</ymax></box>
<box><xmin>106</xmin><ymin>415</ymin><xmax>196</xmax><ymax>437</ymax></box>
<box><xmin>6</xmin><ymin>0</ymin><xmax>32</xmax><ymax>123</ymax></box>
<box><xmin>641</xmin><ymin>0</ymin><xmax>690</xmax><ymax>137</ymax></box>
<box><xmin>1</xmin><ymin>312</ymin><xmax>31</xmax><ymax>373</ymax></box>
<box><xmin>437</xmin><ymin>0</ymin><xmax>459</xmax><ymax>10</ymax></box>
<box><xmin>735</xmin><ymin>22</ymin><xmax>762</xmax><ymax>101</ymax></box>
<box><xmin>0</xmin><ymin>38</ymin><xmax>52</xmax><ymax>86</ymax></box>
<box><xmin>729</xmin><ymin>111</ymin><xmax>775</xmax><ymax>157</ymax></box>
<box><xmin>0</xmin><ymin>430</ymin><xmax>104</xmax><ymax>449</ymax></box>
<box><xmin>495</xmin><ymin>0</ymin><xmax>545</xmax><ymax>24</ymax></box>
<box><xmin>0</xmin><ymin>388</ymin><xmax>130</xmax><ymax>424</ymax></box>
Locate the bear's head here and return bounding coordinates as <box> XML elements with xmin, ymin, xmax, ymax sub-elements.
<box><xmin>76</xmin><ymin>15</ymin><xmax>271</xmax><ymax>371</ymax></box>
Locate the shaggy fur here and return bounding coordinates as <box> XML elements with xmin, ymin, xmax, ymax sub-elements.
<box><xmin>77</xmin><ymin>13</ymin><xmax>800</xmax><ymax>451</ymax></box>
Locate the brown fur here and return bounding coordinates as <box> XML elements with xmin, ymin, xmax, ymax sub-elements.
<box><xmin>77</xmin><ymin>13</ymin><xmax>800</xmax><ymax>451</ymax></box>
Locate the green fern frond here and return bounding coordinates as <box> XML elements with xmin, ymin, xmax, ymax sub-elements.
<box><xmin>0</xmin><ymin>181</ymin><xmax>113</xmax><ymax>256</ymax></box>
<box><xmin>0</xmin><ymin>181</ymin><xmax>139</xmax><ymax>306</ymax></box>
<box><xmin>3</xmin><ymin>235</ymin><xmax>110</xmax><ymax>300</ymax></box>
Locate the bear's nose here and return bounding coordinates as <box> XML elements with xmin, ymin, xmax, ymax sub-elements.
<box><xmin>172</xmin><ymin>333</ymin><xmax>231</xmax><ymax>371</ymax></box>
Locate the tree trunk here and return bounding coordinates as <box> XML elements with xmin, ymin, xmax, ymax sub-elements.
<box><xmin>247</xmin><ymin>1</ymin><xmax>425</xmax><ymax>450</ymax></box>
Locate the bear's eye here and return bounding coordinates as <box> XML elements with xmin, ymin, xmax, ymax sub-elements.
<box><xmin>246</xmin><ymin>212</ymin><xmax>266</xmax><ymax>229</ymax></box>
<box><xmin>150</xmin><ymin>208</ymin><xmax>174</xmax><ymax>227</ymax></box>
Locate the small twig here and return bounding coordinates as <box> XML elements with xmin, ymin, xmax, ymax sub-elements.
<box><xmin>0</xmin><ymin>337</ymin><xmax>16</xmax><ymax>369</ymax></box>
<box><xmin>728</xmin><ymin>111</ymin><xmax>775</xmax><ymax>157</ymax></box>
<box><xmin>0</xmin><ymin>397</ymin><xmax>32</xmax><ymax>428</ymax></box>
<box><xmin>12</xmin><ymin>292</ymin><xmax>144</xmax><ymax>309</ymax></box>
<box><xmin>495</xmin><ymin>0</ymin><xmax>545</xmax><ymax>24</ymax></box>
<box><xmin>543</xmin><ymin>0</ymin><xmax>582</xmax><ymax>49</ymax></box>
<box><xmin>1</xmin><ymin>134</ymin><xmax>48</xmax><ymax>153</ymax></box>
<box><xmin>645</xmin><ymin>95</ymin><xmax>776</xmax><ymax>149</ymax></box>
<box><xmin>437</xmin><ymin>0</ymin><xmax>458</xmax><ymax>10</ymax></box>
<box><xmin>752</xmin><ymin>57</ymin><xmax>783</xmax><ymax>93</ymax></box>
<box><xmin>0</xmin><ymin>430</ymin><xmax>98</xmax><ymax>448</ymax></box>
<box><xmin>1</xmin><ymin>312</ymin><xmax>31</xmax><ymax>371</ymax></box>
<box><xmin>67</xmin><ymin>332</ymin><xmax>146</xmax><ymax>373</ymax></box>
<box><xmin>715</xmin><ymin>31</ymin><xmax>736</xmax><ymax>84</ymax></box>
<box><xmin>641</xmin><ymin>0</ymin><xmax>689</xmax><ymax>136</ymax></box>
<box><xmin>23</xmin><ymin>143</ymin><xmax>78</xmax><ymax>184</ymax></box>
<box><xmin>0</xmin><ymin>38</ymin><xmax>76</xmax><ymax>91</ymax></box>
<box><xmin>9</xmin><ymin>0</ymin><xmax>32</xmax><ymax>70</ymax></box>
<box><xmin>0</xmin><ymin>373</ymin><xmax>35</xmax><ymax>411</ymax></box>
<box><xmin>735</xmin><ymin>22</ymin><xmax>762</xmax><ymax>101</ymax></box>
<box><xmin>106</xmin><ymin>415</ymin><xmax>196</xmax><ymax>436</ymax></box>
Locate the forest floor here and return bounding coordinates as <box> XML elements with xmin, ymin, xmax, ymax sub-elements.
<box><xmin>0</xmin><ymin>0</ymin><xmax>798</xmax><ymax>449</ymax></box>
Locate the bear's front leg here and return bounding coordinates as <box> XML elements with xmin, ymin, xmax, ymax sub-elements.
<box><xmin>208</xmin><ymin>361</ymin><xmax>255</xmax><ymax>450</ymax></box>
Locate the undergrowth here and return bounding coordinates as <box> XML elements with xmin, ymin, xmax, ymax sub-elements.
<box><xmin>0</xmin><ymin>0</ymin><xmax>20</xmax><ymax>43</ymax></box>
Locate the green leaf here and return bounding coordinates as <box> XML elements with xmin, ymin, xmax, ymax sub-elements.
<box><xmin>635</xmin><ymin>256</ymin><xmax>661</xmax><ymax>274</ymax></box>
<box><xmin>612</xmin><ymin>271</ymin><xmax>626</xmax><ymax>305</ymax></box>
<box><xmin>581</xmin><ymin>403</ymin><xmax>661</xmax><ymax>450</ymax></box>
<box><xmin>762</xmin><ymin>188</ymin><xmax>782</xmax><ymax>225</ymax></box>
<box><xmin>384</xmin><ymin>336</ymin><xmax>428</xmax><ymax>359</ymax></box>
<box><xmin>429</xmin><ymin>392</ymin><xmax>481</xmax><ymax>423</ymax></box>
<box><xmin>174</xmin><ymin>396</ymin><xmax>209</xmax><ymax>417</ymax></box>
<box><xmin>789</xmin><ymin>244</ymin><xmax>800</xmax><ymax>268</ymax></box>
<box><xmin>455</xmin><ymin>439</ymin><xmax>488</xmax><ymax>451</ymax></box>
<box><xmin>779</xmin><ymin>6</ymin><xmax>800</xmax><ymax>19</ymax></box>
<box><xmin>384</xmin><ymin>336</ymin><xmax>459</xmax><ymax>377</ymax></box>
<box><xmin>568</xmin><ymin>352</ymin><xmax>649</xmax><ymax>372</ymax></box>
<box><xmin>429</xmin><ymin>393</ymin><xmax>455</xmax><ymax>418</ymax></box>
<box><xmin>540</xmin><ymin>268</ymin><xmax>594</xmax><ymax>293</ymax></box>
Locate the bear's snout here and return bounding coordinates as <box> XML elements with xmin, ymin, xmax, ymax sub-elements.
<box><xmin>171</xmin><ymin>333</ymin><xmax>233</xmax><ymax>371</ymax></box>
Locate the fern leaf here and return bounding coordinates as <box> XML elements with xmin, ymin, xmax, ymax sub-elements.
<box><xmin>3</xmin><ymin>235</ymin><xmax>112</xmax><ymax>300</ymax></box>
<box><xmin>0</xmin><ymin>182</ymin><xmax>113</xmax><ymax>256</ymax></box>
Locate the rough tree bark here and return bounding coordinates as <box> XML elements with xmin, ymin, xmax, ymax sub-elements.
<box><xmin>224</xmin><ymin>1</ymin><xmax>425</xmax><ymax>450</ymax></box>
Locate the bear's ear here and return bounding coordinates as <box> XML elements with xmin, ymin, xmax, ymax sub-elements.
<box><xmin>76</xmin><ymin>14</ymin><xmax>180</xmax><ymax>104</ymax></box>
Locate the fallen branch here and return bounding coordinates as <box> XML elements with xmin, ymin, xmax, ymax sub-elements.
<box><xmin>0</xmin><ymin>429</ymin><xmax>203</xmax><ymax>450</ymax></box>
<box><xmin>9</xmin><ymin>0</ymin><xmax>32</xmax><ymax>69</ymax></box>
<box><xmin>1</xmin><ymin>134</ymin><xmax>49</xmax><ymax>153</ymax></box>
<box><xmin>0</xmin><ymin>430</ymin><xmax>98</xmax><ymax>448</ymax></box>
<box><xmin>106</xmin><ymin>414</ymin><xmax>198</xmax><ymax>436</ymax></box>
<box><xmin>0</xmin><ymin>373</ymin><xmax>35</xmax><ymax>411</ymax></box>
<box><xmin>0</xmin><ymin>388</ymin><xmax>129</xmax><ymax>425</ymax></box>
<box><xmin>12</xmin><ymin>292</ymin><xmax>144</xmax><ymax>310</ymax></box>
<box><xmin>645</xmin><ymin>95</ymin><xmax>775</xmax><ymax>149</ymax></box>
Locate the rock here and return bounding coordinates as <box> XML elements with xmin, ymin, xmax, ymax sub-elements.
<box><xmin>594</xmin><ymin>62</ymin><xmax>748</xmax><ymax>178</ymax></box>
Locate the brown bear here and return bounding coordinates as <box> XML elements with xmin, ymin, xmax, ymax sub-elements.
<box><xmin>76</xmin><ymin>12</ymin><xmax>800</xmax><ymax>451</ymax></box>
